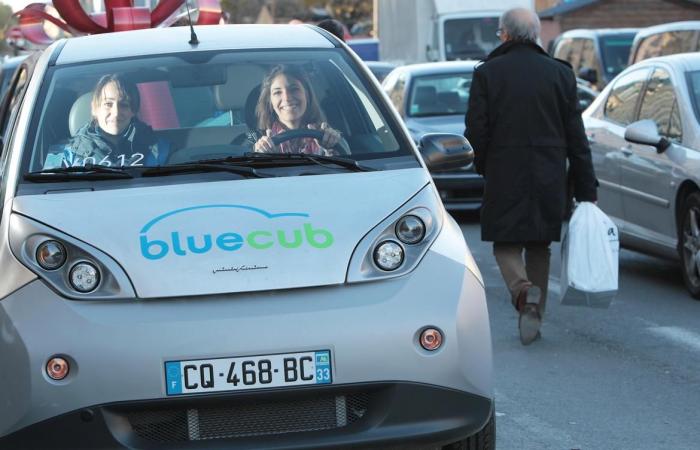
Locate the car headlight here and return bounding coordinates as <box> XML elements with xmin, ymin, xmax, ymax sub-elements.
<box><xmin>347</xmin><ymin>185</ymin><xmax>443</xmax><ymax>283</ymax></box>
<box><xmin>69</xmin><ymin>262</ymin><xmax>100</xmax><ymax>293</ymax></box>
<box><xmin>373</xmin><ymin>240</ymin><xmax>404</xmax><ymax>271</ymax></box>
<box><xmin>395</xmin><ymin>215</ymin><xmax>425</xmax><ymax>244</ymax></box>
<box><xmin>36</xmin><ymin>240</ymin><xmax>67</xmax><ymax>270</ymax></box>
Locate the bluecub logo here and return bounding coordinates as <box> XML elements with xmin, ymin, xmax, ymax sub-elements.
<box><xmin>139</xmin><ymin>204</ymin><xmax>334</xmax><ymax>261</ymax></box>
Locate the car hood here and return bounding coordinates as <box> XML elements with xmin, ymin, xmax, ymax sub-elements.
<box><xmin>13</xmin><ymin>169</ymin><xmax>430</xmax><ymax>298</ymax></box>
<box><xmin>406</xmin><ymin>115</ymin><xmax>465</xmax><ymax>139</ymax></box>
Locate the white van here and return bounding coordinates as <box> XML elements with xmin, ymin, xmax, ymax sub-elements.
<box><xmin>0</xmin><ymin>25</ymin><xmax>493</xmax><ymax>449</ymax></box>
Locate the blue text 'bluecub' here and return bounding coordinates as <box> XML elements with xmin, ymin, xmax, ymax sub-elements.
<box><xmin>141</xmin><ymin>223</ymin><xmax>334</xmax><ymax>260</ymax></box>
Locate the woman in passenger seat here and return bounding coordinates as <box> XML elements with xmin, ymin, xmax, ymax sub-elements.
<box><xmin>44</xmin><ymin>74</ymin><xmax>169</xmax><ymax>169</ymax></box>
<box><xmin>251</xmin><ymin>65</ymin><xmax>341</xmax><ymax>155</ymax></box>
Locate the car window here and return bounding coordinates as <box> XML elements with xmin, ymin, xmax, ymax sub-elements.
<box><xmin>567</xmin><ymin>39</ymin><xmax>585</xmax><ymax>72</ymax></box>
<box><xmin>408</xmin><ymin>73</ymin><xmax>471</xmax><ymax>117</ymax></box>
<box><xmin>554</xmin><ymin>38</ymin><xmax>571</xmax><ymax>60</ymax></box>
<box><xmin>23</xmin><ymin>49</ymin><xmax>415</xmax><ymax>180</ymax></box>
<box><xmin>580</xmin><ymin>38</ymin><xmax>598</xmax><ymax>74</ymax></box>
<box><xmin>639</xmin><ymin>68</ymin><xmax>681</xmax><ymax>140</ymax></box>
<box><xmin>635</xmin><ymin>30</ymin><xmax>700</xmax><ymax>63</ymax></box>
<box><xmin>444</xmin><ymin>17</ymin><xmax>499</xmax><ymax>61</ymax></box>
<box><xmin>604</xmin><ymin>68</ymin><xmax>650</xmax><ymax>125</ymax></box>
<box><xmin>686</xmin><ymin>70</ymin><xmax>700</xmax><ymax>127</ymax></box>
<box><xmin>599</xmin><ymin>34</ymin><xmax>634</xmax><ymax>78</ymax></box>
<box><xmin>386</xmin><ymin>72</ymin><xmax>406</xmax><ymax>114</ymax></box>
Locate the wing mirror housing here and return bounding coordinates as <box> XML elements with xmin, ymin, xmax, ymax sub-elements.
<box><xmin>624</xmin><ymin>119</ymin><xmax>670</xmax><ymax>153</ymax></box>
<box><xmin>418</xmin><ymin>133</ymin><xmax>474</xmax><ymax>172</ymax></box>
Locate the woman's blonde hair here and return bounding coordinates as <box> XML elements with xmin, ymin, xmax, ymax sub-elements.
<box><xmin>255</xmin><ymin>65</ymin><xmax>324</xmax><ymax>130</ymax></box>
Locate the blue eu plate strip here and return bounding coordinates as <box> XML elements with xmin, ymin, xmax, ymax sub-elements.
<box><xmin>314</xmin><ymin>351</ymin><xmax>332</xmax><ymax>384</ymax></box>
<box><xmin>165</xmin><ymin>361</ymin><xmax>182</xmax><ymax>395</ymax></box>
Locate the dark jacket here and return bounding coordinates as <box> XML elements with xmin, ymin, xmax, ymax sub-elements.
<box><xmin>465</xmin><ymin>41</ymin><xmax>597</xmax><ymax>243</ymax></box>
<box><xmin>66</xmin><ymin>119</ymin><xmax>169</xmax><ymax>166</ymax></box>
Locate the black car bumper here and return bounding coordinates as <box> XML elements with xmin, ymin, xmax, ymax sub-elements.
<box><xmin>432</xmin><ymin>172</ymin><xmax>484</xmax><ymax>210</ymax></box>
<box><xmin>1</xmin><ymin>382</ymin><xmax>493</xmax><ymax>450</ymax></box>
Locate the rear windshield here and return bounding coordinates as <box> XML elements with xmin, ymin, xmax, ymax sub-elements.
<box><xmin>408</xmin><ymin>72</ymin><xmax>472</xmax><ymax>117</ymax></box>
<box><xmin>22</xmin><ymin>49</ymin><xmax>417</xmax><ymax>182</ymax></box>
<box><xmin>688</xmin><ymin>70</ymin><xmax>700</xmax><ymax>126</ymax></box>
<box><xmin>634</xmin><ymin>30</ymin><xmax>700</xmax><ymax>64</ymax></box>
<box><xmin>599</xmin><ymin>34</ymin><xmax>635</xmax><ymax>78</ymax></box>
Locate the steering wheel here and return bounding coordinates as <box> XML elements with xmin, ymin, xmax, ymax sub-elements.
<box><xmin>270</xmin><ymin>129</ymin><xmax>350</xmax><ymax>155</ymax></box>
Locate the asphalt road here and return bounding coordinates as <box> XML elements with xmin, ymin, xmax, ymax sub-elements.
<box><xmin>453</xmin><ymin>211</ymin><xmax>700</xmax><ymax>450</ymax></box>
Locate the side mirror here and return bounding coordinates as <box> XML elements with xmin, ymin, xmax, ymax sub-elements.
<box><xmin>624</xmin><ymin>119</ymin><xmax>670</xmax><ymax>153</ymax></box>
<box><xmin>418</xmin><ymin>133</ymin><xmax>474</xmax><ymax>172</ymax></box>
<box><xmin>578</xmin><ymin>67</ymin><xmax>598</xmax><ymax>85</ymax></box>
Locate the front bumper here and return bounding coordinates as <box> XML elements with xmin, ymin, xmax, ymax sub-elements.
<box><xmin>0</xmin><ymin>241</ymin><xmax>492</xmax><ymax>444</ymax></box>
<box><xmin>0</xmin><ymin>382</ymin><xmax>493</xmax><ymax>449</ymax></box>
<box><xmin>431</xmin><ymin>172</ymin><xmax>484</xmax><ymax>211</ymax></box>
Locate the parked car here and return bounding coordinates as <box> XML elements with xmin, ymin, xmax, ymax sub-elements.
<box><xmin>583</xmin><ymin>52</ymin><xmax>700</xmax><ymax>299</ymax></box>
<box><xmin>0</xmin><ymin>25</ymin><xmax>494</xmax><ymax>448</ymax></box>
<box><xmin>365</xmin><ymin>60</ymin><xmax>397</xmax><ymax>83</ymax></box>
<box><xmin>628</xmin><ymin>21</ymin><xmax>700</xmax><ymax>65</ymax></box>
<box><xmin>0</xmin><ymin>54</ymin><xmax>29</xmax><ymax>101</ymax></box>
<box><xmin>551</xmin><ymin>28</ymin><xmax>638</xmax><ymax>90</ymax></box>
<box><xmin>382</xmin><ymin>61</ymin><xmax>482</xmax><ymax>210</ymax></box>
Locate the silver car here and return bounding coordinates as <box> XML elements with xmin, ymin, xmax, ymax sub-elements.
<box><xmin>584</xmin><ymin>53</ymin><xmax>700</xmax><ymax>299</ymax></box>
<box><xmin>0</xmin><ymin>25</ymin><xmax>494</xmax><ymax>448</ymax></box>
<box><xmin>382</xmin><ymin>61</ymin><xmax>483</xmax><ymax>210</ymax></box>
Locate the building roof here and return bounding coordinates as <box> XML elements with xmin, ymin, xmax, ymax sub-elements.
<box><xmin>540</xmin><ymin>0</ymin><xmax>700</xmax><ymax>19</ymax></box>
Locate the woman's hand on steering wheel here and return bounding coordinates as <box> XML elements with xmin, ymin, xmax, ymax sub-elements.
<box><xmin>308</xmin><ymin>122</ymin><xmax>341</xmax><ymax>150</ymax></box>
<box><xmin>254</xmin><ymin>129</ymin><xmax>277</xmax><ymax>153</ymax></box>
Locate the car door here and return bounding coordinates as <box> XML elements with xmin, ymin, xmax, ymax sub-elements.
<box><xmin>585</xmin><ymin>67</ymin><xmax>651</xmax><ymax>224</ymax></box>
<box><xmin>619</xmin><ymin>66</ymin><xmax>684</xmax><ymax>246</ymax></box>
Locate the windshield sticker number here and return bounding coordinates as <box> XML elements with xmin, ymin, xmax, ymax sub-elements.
<box><xmin>43</xmin><ymin>150</ymin><xmax>145</xmax><ymax>170</ymax></box>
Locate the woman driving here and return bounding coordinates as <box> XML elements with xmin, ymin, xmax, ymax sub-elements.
<box><xmin>252</xmin><ymin>65</ymin><xmax>342</xmax><ymax>155</ymax></box>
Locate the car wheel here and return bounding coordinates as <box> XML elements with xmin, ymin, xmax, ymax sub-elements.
<box><xmin>679</xmin><ymin>192</ymin><xmax>700</xmax><ymax>299</ymax></box>
<box><xmin>442</xmin><ymin>409</ymin><xmax>495</xmax><ymax>450</ymax></box>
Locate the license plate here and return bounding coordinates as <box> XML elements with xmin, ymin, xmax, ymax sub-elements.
<box><xmin>164</xmin><ymin>350</ymin><xmax>332</xmax><ymax>396</ymax></box>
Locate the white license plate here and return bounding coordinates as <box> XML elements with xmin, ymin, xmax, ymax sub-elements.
<box><xmin>164</xmin><ymin>350</ymin><xmax>332</xmax><ymax>396</ymax></box>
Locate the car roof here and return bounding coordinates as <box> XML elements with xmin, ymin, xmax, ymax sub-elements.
<box><xmin>392</xmin><ymin>61</ymin><xmax>478</xmax><ymax>77</ymax></box>
<box><xmin>55</xmin><ymin>25</ymin><xmax>334</xmax><ymax>65</ymax></box>
<box><xmin>637</xmin><ymin>52</ymin><xmax>700</xmax><ymax>72</ymax></box>
<box><xmin>558</xmin><ymin>28</ymin><xmax>639</xmax><ymax>39</ymax></box>
<box><xmin>634</xmin><ymin>20</ymin><xmax>700</xmax><ymax>40</ymax></box>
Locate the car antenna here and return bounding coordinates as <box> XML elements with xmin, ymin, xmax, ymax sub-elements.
<box><xmin>185</xmin><ymin>0</ymin><xmax>199</xmax><ymax>45</ymax></box>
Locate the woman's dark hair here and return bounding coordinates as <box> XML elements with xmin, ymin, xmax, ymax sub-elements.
<box><xmin>256</xmin><ymin>65</ymin><xmax>324</xmax><ymax>130</ymax></box>
<box><xmin>91</xmin><ymin>74</ymin><xmax>140</xmax><ymax>115</ymax></box>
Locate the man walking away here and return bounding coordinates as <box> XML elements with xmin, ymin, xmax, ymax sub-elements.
<box><xmin>465</xmin><ymin>8</ymin><xmax>597</xmax><ymax>345</ymax></box>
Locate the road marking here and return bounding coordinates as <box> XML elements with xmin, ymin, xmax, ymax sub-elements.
<box><xmin>648</xmin><ymin>326</ymin><xmax>700</xmax><ymax>352</ymax></box>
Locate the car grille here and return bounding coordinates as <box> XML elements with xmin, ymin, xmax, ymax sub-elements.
<box><xmin>121</xmin><ymin>392</ymin><xmax>370</xmax><ymax>443</ymax></box>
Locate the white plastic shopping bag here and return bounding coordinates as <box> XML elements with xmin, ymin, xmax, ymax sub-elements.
<box><xmin>560</xmin><ymin>202</ymin><xmax>619</xmax><ymax>308</ymax></box>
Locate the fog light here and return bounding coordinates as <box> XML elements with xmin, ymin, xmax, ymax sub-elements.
<box><xmin>395</xmin><ymin>215</ymin><xmax>425</xmax><ymax>244</ymax></box>
<box><xmin>373</xmin><ymin>241</ymin><xmax>404</xmax><ymax>271</ymax></box>
<box><xmin>69</xmin><ymin>262</ymin><xmax>100</xmax><ymax>293</ymax></box>
<box><xmin>420</xmin><ymin>328</ymin><xmax>443</xmax><ymax>351</ymax></box>
<box><xmin>46</xmin><ymin>357</ymin><xmax>69</xmax><ymax>380</ymax></box>
<box><xmin>36</xmin><ymin>240</ymin><xmax>67</xmax><ymax>270</ymax></box>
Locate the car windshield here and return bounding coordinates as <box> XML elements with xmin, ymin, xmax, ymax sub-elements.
<box><xmin>408</xmin><ymin>72</ymin><xmax>472</xmax><ymax>117</ymax></box>
<box><xmin>22</xmin><ymin>49</ymin><xmax>416</xmax><ymax>183</ymax></box>
<box><xmin>688</xmin><ymin>70</ymin><xmax>700</xmax><ymax>125</ymax></box>
<box><xmin>444</xmin><ymin>17</ymin><xmax>500</xmax><ymax>61</ymax></box>
<box><xmin>599</xmin><ymin>34</ymin><xmax>635</xmax><ymax>78</ymax></box>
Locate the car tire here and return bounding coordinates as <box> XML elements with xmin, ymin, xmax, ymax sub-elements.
<box><xmin>442</xmin><ymin>409</ymin><xmax>495</xmax><ymax>450</ymax></box>
<box><xmin>679</xmin><ymin>192</ymin><xmax>700</xmax><ymax>299</ymax></box>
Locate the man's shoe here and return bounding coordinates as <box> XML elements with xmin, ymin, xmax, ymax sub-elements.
<box><xmin>519</xmin><ymin>303</ymin><xmax>541</xmax><ymax>345</ymax></box>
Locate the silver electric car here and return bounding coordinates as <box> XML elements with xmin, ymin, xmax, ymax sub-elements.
<box><xmin>0</xmin><ymin>25</ymin><xmax>493</xmax><ymax>448</ymax></box>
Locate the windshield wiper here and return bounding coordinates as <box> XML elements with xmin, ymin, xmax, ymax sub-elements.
<box><xmin>193</xmin><ymin>153</ymin><xmax>374</xmax><ymax>172</ymax></box>
<box><xmin>141</xmin><ymin>162</ymin><xmax>270</xmax><ymax>178</ymax></box>
<box><xmin>24</xmin><ymin>164</ymin><xmax>133</xmax><ymax>182</ymax></box>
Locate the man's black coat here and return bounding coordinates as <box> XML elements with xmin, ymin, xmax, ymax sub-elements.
<box><xmin>465</xmin><ymin>41</ymin><xmax>598</xmax><ymax>243</ymax></box>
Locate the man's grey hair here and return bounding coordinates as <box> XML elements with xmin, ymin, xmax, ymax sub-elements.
<box><xmin>500</xmin><ymin>8</ymin><xmax>541</xmax><ymax>43</ymax></box>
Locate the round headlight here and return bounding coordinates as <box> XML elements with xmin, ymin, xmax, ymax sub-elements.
<box><xmin>36</xmin><ymin>240</ymin><xmax>67</xmax><ymax>270</ymax></box>
<box><xmin>69</xmin><ymin>262</ymin><xmax>100</xmax><ymax>293</ymax></box>
<box><xmin>395</xmin><ymin>215</ymin><xmax>425</xmax><ymax>244</ymax></box>
<box><xmin>373</xmin><ymin>241</ymin><xmax>404</xmax><ymax>271</ymax></box>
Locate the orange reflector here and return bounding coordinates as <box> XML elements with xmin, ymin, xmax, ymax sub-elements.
<box><xmin>46</xmin><ymin>357</ymin><xmax>69</xmax><ymax>380</ymax></box>
<box><xmin>420</xmin><ymin>328</ymin><xmax>443</xmax><ymax>351</ymax></box>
